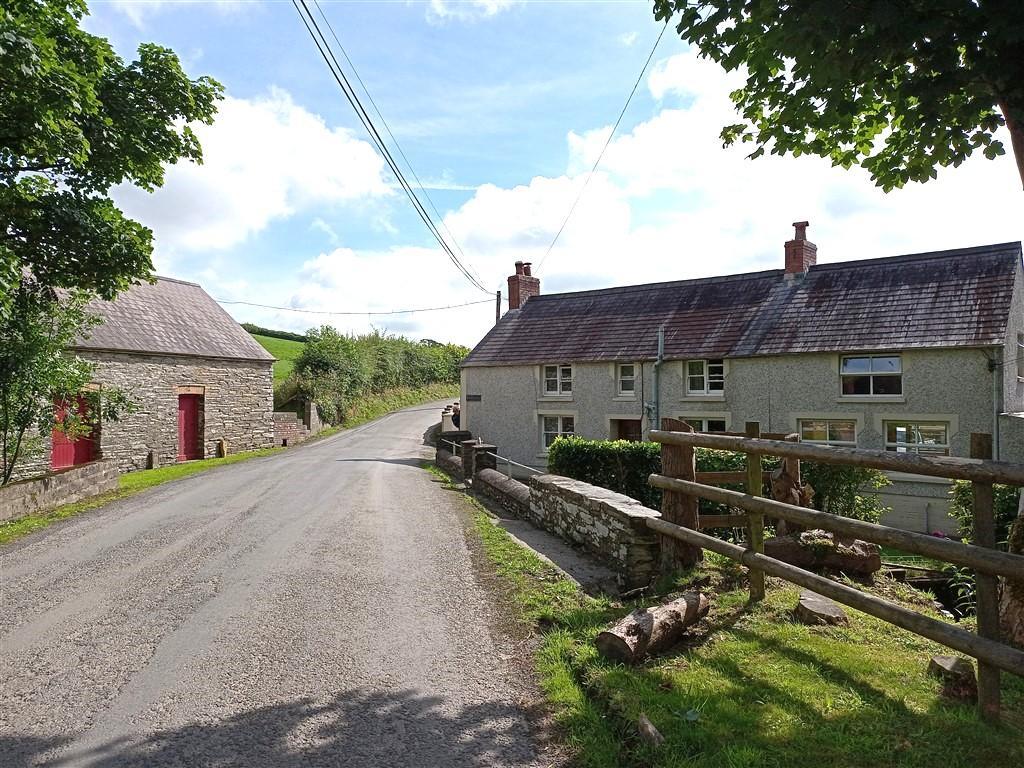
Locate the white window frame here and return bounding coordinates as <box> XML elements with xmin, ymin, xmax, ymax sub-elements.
<box><xmin>1017</xmin><ymin>332</ymin><xmax>1024</xmax><ymax>382</ymax></box>
<box><xmin>685</xmin><ymin>359</ymin><xmax>725</xmax><ymax>396</ymax></box>
<box><xmin>542</xmin><ymin>364</ymin><xmax>573</xmax><ymax>397</ymax></box>
<box><xmin>686</xmin><ymin>418</ymin><xmax>728</xmax><ymax>433</ymax></box>
<box><xmin>884</xmin><ymin>420</ymin><xmax>950</xmax><ymax>456</ymax></box>
<box><xmin>540</xmin><ymin>414</ymin><xmax>576</xmax><ymax>450</ymax></box>
<box><xmin>840</xmin><ymin>354</ymin><xmax>903</xmax><ymax>398</ymax></box>
<box><xmin>616</xmin><ymin>363</ymin><xmax>637</xmax><ymax>397</ymax></box>
<box><xmin>675</xmin><ymin>412</ymin><xmax>731</xmax><ymax>433</ymax></box>
<box><xmin>798</xmin><ymin>418</ymin><xmax>858</xmax><ymax>447</ymax></box>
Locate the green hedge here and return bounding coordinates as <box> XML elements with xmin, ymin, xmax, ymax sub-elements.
<box><xmin>240</xmin><ymin>323</ymin><xmax>307</xmax><ymax>342</ymax></box>
<box><xmin>546</xmin><ymin>436</ymin><xmax>889</xmax><ymax>523</ymax></box>
<box><xmin>949</xmin><ymin>481</ymin><xmax>1019</xmax><ymax>547</ymax></box>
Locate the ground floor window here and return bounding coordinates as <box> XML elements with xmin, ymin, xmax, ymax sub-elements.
<box><xmin>680</xmin><ymin>417</ymin><xmax>728</xmax><ymax>433</ymax></box>
<box><xmin>541</xmin><ymin>414</ymin><xmax>575</xmax><ymax>449</ymax></box>
<box><xmin>799</xmin><ymin>418</ymin><xmax>857</xmax><ymax>447</ymax></box>
<box><xmin>885</xmin><ymin>421</ymin><xmax>949</xmax><ymax>456</ymax></box>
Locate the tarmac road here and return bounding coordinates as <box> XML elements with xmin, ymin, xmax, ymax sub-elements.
<box><xmin>0</xmin><ymin>402</ymin><xmax>546</xmax><ymax>767</ymax></box>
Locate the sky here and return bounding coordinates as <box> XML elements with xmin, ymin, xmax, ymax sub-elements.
<box><xmin>84</xmin><ymin>0</ymin><xmax>1023</xmax><ymax>348</ymax></box>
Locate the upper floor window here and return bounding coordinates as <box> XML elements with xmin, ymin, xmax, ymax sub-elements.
<box><xmin>542</xmin><ymin>414</ymin><xmax>575</xmax><ymax>449</ymax></box>
<box><xmin>885</xmin><ymin>421</ymin><xmax>949</xmax><ymax>456</ymax></box>
<box><xmin>617</xmin><ymin>363</ymin><xmax>636</xmax><ymax>396</ymax></box>
<box><xmin>799</xmin><ymin>418</ymin><xmax>857</xmax><ymax>447</ymax></box>
<box><xmin>543</xmin><ymin>364</ymin><xmax>572</xmax><ymax>396</ymax></box>
<box><xmin>841</xmin><ymin>355</ymin><xmax>901</xmax><ymax>396</ymax></box>
<box><xmin>686</xmin><ymin>359</ymin><xmax>725</xmax><ymax>396</ymax></box>
<box><xmin>1017</xmin><ymin>333</ymin><xmax>1024</xmax><ymax>381</ymax></box>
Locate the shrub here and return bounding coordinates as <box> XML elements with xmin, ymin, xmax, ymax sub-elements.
<box><xmin>949</xmin><ymin>481</ymin><xmax>1019</xmax><ymax>548</ymax></box>
<box><xmin>546</xmin><ymin>436</ymin><xmax>891</xmax><ymax>523</ymax></box>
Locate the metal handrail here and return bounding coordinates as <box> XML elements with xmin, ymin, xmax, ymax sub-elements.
<box><xmin>495</xmin><ymin>454</ymin><xmax>543</xmax><ymax>478</ymax></box>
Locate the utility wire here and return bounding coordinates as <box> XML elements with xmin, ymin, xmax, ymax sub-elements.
<box><xmin>292</xmin><ymin>0</ymin><xmax>491</xmax><ymax>295</ymax></box>
<box><xmin>536</xmin><ymin>21</ymin><xmax>669</xmax><ymax>272</ymax></box>
<box><xmin>312</xmin><ymin>0</ymin><xmax>486</xmax><ymax>292</ymax></box>
<box><xmin>217</xmin><ymin>297</ymin><xmax>495</xmax><ymax>316</ymax></box>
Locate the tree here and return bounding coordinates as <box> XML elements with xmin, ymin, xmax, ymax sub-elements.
<box><xmin>1</xmin><ymin>0</ymin><xmax>223</xmax><ymax>301</ymax></box>
<box><xmin>0</xmin><ymin>280</ymin><xmax>132</xmax><ymax>485</ymax></box>
<box><xmin>652</xmin><ymin>0</ymin><xmax>1024</xmax><ymax>190</ymax></box>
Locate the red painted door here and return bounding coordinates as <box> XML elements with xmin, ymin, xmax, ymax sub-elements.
<box><xmin>177</xmin><ymin>394</ymin><xmax>202</xmax><ymax>461</ymax></box>
<box><xmin>51</xmin><ymin>396</ymin><xmax>95</xmax><ymax>470</ymax></box>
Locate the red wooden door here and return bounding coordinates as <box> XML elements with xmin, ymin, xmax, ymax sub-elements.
<box><xmin>177</xmin><ymin>394</ymin><xmax>202</xmax><ymax>461</ymax></box>
<box><xmin>51</xmin><ymin>396</ymin><xmax>95</xmax><ymax>470</ymax></box>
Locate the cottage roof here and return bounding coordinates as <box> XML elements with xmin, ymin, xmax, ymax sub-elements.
<box><xmin>462</xmin><ymin>241</ymin><xmax>1023</xmax><ymax>367</ymax></box>
<box><xmin>74</xmin><ymin>277</ymin><xmax>275</xmax><ymax>362</ymax></box>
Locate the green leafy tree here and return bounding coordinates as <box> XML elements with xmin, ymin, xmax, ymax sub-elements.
<box><xmin>0</xmin><ymin>280</ymin><xmax>133</xmax><ymax>485</ymax></box>
<box><xmin>1</xmin><ymin>0</ymin><xmax>223</xmax><ymax>302</ymax></box>
<box><xmin>652</xmin><ymin>0</ymin><xmax>1024</xmax><ymax>190</ymax></box>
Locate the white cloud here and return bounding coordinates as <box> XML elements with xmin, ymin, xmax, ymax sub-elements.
<box><xmin>108</xmin><ymin>0</ymin><xmax>246</xmax><ymax>28</ymax></box>
<box><xmin>114</xmin><ymin>87</ymin><xmax>390</xmax><ymax>254</ymax></box>
<box><xmin>619</xmin><ymin>31</ymin><xmax>638</xmax><ymax>47</ymax></box>
<box><xmin>426</xmin><ymin>0</ymin><xmax>519</xmax><ymax>23</ymax></box>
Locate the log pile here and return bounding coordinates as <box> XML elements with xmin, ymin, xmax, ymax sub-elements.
<box><xmin>763</xmin><ymin>529</ymin><xmax>881</xmax><ymax>576</ymax></box>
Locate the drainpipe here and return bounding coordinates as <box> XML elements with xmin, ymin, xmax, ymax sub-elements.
<box><xmin>651</xmin><ymin>326</ymin><xmax>665</xmax><ymax>433</ymax></box>
<box><xmin>990</xmin><ymin>351</ymin><xmax>1001</xmax><ymax>460</ymax></box>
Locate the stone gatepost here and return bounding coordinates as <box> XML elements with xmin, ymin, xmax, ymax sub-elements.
<box><xmin>474</xmin><ymin>443</ymin><xmax>498</xmax><ymax>473</ymax></box>
<box><xmin>461</xmin><ymin>439</ymin><xmax>480</xmax><ymax>479</ymax></box>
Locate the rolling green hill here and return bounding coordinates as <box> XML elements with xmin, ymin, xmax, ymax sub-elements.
<box><xmin>250</xmin><ymin>333</ymin><xmax>304</xmax><ymax>384</ymax></box>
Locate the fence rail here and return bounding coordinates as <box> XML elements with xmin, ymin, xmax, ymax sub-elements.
<box><xmin>649</xmin><ymin>420</ymin><xmax>1023</xmax><ymax>723</ymax></box>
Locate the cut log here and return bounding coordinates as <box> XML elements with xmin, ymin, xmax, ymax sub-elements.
<box><xmin>595</xmin><ymin>592</ymin><xmax>709</xmax><ymax>664</ymax></box>
<box><xmin>637</xmin><ymin>713</ymin><xmax>664</xmax><ymax>747</ymax></box>
<box><xmin>794</xmin><ymin>590</ymin><xmax>848</xmax><ymax>626</ymax></box>
<box><xmin>999</xmin><ymin>506</ymin><xmax>1024</xmax><ymax>649</ymax></box>
<box><xmin>763</xmin><ymin>529</ymin><xmax>881</xmax><ymax>576</ymax></box>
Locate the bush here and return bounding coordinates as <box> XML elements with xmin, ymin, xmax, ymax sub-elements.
<box><xmin>546</xmin><ymin>436</ymin><xmax>891</xmax><ymax>524</ymax></box>
<box><xmin>949</xmin><ymin>481</ymin><xmax>1019</xmax><ymax>547</ymax></box>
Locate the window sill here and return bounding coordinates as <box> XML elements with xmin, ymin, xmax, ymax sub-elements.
<box><xmin>838</xmin><ymin>396</ymin><xmax>905</xmax><ymax>404</ymax></box>
<box><xmin>682</xmin><ymin>394</ymin><xmax>726</xmax><ymax>402</ymax></box>
<box><xmin>613</xmin><ymin>395</ymin><xmax>637</xmax><ymax>402</ymax></box>
<box><xmin>538</xmin><ymin>395</ymin><xmax>574</xmax><ymax>402</ymax></box>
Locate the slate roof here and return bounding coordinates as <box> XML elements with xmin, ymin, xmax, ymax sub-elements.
<box><xmin>462</xmin><ymin>242</ymin><xmax>1023</xmax><ymax>367</ymax></box>
<box><xmin>74</xmin><ymin>277</ymin><xmax>275</xmax><ymax>363</ymax></box>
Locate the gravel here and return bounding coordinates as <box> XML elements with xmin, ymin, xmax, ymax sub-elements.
<box><xmin>0</xmin><ymin>402</ymin><xmax>547</xmax><ymax>767</ymax></box>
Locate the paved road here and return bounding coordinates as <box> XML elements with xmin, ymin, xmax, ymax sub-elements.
<box><xmin>0</xmin><ymin>403</ymin><xmax>546</xmax><ymax>768</ymax></box>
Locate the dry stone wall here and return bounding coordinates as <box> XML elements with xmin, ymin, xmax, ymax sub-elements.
<box><xmin>528</xmin><ymin>474</ymin><xmax>661</xmax><ymax>590</ymax></box>
<box><xmin>0</xmin><ymin>460</ymin><xmax>118</xmax><ymax>522</ymax></box>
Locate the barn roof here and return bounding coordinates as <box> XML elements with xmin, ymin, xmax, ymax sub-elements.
<box><xmin>462</xmin><ymin>241</ymin><xmax>1023</xmax><ymax>367</ymax></box>
<box><xmin>74</xmin><ymin>277</ymin><xmax>275</xmax><ymax>363</ymax></box>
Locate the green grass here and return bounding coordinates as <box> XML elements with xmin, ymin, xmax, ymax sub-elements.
<box><xmin>0</xmin><ymin>448</ymin><xmax>282</xmax><ymax>546</ymax></box>
<box><xmin>430</xmin><ymin>464</ymin><xmax>1024</xmax><ymax>767</ymax></box>
<box><xmin>250</xmin><ymin>333</ymin><xmax>304</xmax><ymax>384</ymax></box>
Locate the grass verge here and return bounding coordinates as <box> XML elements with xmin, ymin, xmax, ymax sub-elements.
<box><xmin>430</xmin><ymin>463</ymin><xmax>1024</xmax><ymax>768</ymax></box>
<box><xmin>0</xmin><ymin>448</ymin><xmax>282</xmax><ymax>546</ymax></box>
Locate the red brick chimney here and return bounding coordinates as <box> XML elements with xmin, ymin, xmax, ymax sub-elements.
<box><xmin>784</xmin><ymin>221</ymin><xmax>817</xmax><ymax>274</ymax></box>
<box><xmin>507</xmin><ymin>261</ymin><xmax>540</xmax><ymax>309</ymax></box>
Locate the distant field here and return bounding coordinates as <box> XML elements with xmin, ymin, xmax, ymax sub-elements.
<box><xmin>250</xmin><ymin>333</ymin><xmax>304</xmax><ymax>384</ymax></box>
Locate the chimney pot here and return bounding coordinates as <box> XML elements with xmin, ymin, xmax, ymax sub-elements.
<box><xmin>784</xmin><ymin>220</ymin><xmax>817</xmax><ymax>274</ymax></box>
<box><xmin>514</xmin><ymin>260</ymin><xmax>525</xmax><ymax>275</ymax></box>
<box><xmin>522</xmin><ymin>262</ymin><xmax>532</xmax><ymax>277</ymax></box>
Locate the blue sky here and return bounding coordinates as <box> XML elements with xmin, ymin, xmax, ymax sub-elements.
<box><xmin>85</xmin><ymin>1</ymin><xmax>1023</xmax><ymax>346</ymax></box>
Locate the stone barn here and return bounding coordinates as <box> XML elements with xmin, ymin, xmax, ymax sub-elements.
<box><xmin>22</xmin><ymin>277</ymin><xmax>275</xmax><ymax>476</ymax></box>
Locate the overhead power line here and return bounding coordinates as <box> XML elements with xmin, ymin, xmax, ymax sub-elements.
<box><xmin>292</xmin><ymin>0</ymin><xmax>491</xmax><ymax>295</ymax></box>
<box><xmin>217</xmin><ymin>297</ymin><xmax>496</xmax><ymax>316</ymax></box>
<box><xmin>536</xmin><ymin>21</ymin><xmax>669</xmax><ymax>273</ymax></box>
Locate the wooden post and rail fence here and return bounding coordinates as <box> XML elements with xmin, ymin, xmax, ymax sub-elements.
<box><xmin>649</xmin><ymin>418</ymin><xmax>1024</xmax><ymax>723</ymax></box>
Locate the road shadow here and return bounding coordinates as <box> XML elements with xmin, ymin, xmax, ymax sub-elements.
<box><xmin>3</xmin><ymin>688</ymin><xmax>545</xmax><ymax>768</ymax></box>
<box><xmin>334</xmin><ymin>457</ymin><xmax>427</xmax><ymax>468</ymax></box>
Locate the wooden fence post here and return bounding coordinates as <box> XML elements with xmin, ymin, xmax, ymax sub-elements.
<box><xmin>971</xmin><ymin>432</ymin><xmax>1000</xmax><ymax>722</ymax></box>
<box><xmin>659</xmin><ymin>417</ymin><xmax>702</xmax><ymax>571</ymax></box>
<box><xmin>746</xmin><ymin>421</ymin><xmax>765</xmax><ymax>601</ymax></box>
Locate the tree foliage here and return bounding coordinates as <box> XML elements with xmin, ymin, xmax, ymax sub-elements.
<box><xmin>0</xmin><ymin>280</ymin><xmax>132</xmax><ymax>485</ymax></box>
<box><xmin>291</xmin><ymin>327</ymin><xmax>467</xmax><ymax>424</ymax></box>
<box><xmin>652</xmin><ymin>0</ymin><xmax>1024</xmax><ymax>190</ymax></box>
<box><xmin>0</xmin><ymin>0</ymin><xmax>223</xmax><ymax>302</ymax></box>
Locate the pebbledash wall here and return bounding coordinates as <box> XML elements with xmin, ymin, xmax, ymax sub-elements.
<box><xmin>460</xmin><ymin>346</ymin><xmax>1023</xmax><ymax>534</ymax></box>
<box><xmin>14</xmin><ymin>351</ymin><xmax>275</xmax><ymax>477</ymax></box>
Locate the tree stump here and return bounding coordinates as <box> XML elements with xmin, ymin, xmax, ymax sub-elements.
<box><xmin>928</xmin><ymin>655</ymin><xmax>978</xmax><ymax>702</ymax></box>
<box><xmin>595</xmin><ymin>592</ymin><xmax>709</xmax><ymax>664</ymax></box>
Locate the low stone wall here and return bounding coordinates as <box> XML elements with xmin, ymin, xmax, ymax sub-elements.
<box><xmin>529</xmin><ymin>474</ymin><xmax>661</xmax><ymax>590</ymax></box>
<box><xmin>273</xmin><ymin>411</ymin><xmax>310</xmax><ymax>446</ymax></box>
<box><xmin>0</xmin><ymin>460</ymin><xmax>119</xmax><ymax>522</ymax></box>
<box><xmin>474</xmin><ymin>468</ymin><xmax>530</xmax><ymax>517</ymax></box>
<box><xmin>437</xmin><ymin>450</ymin><xmax>463</xmax><ymax>479</ymax></box>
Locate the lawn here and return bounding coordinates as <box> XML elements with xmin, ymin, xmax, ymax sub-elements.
<box><xmin>250</xmin><ymin>333</ymin><xmax>304</xmax><ymax>384</ymax></box>
<box><xmin>427</xmin><ymin>466</ymin><xmax>1024</xmax><ymax>768</ymax></box>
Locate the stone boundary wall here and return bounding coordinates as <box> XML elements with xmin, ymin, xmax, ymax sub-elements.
<box><xmin>474</xmin><ymin>468</ymin><xmax>530</xmax><ymax>517</ymax></box>
<box><xmin>273</xmin><ymin>411</ymin><xmax>310</xmax><ymax>446</ymax></box>
<box><xmin>437</xmin><ymin>450</ymin><xmax>463</xmax><ymax>479</ymax></box>
<box><xmin>528</xmin><ymin>474</ymin><xmax>661</xmax><ymax>590</ymax></box>
<box><xmin>0</xmin><ymin>460</ymin><xmax>119</xmax><ymax>522</ymax></box>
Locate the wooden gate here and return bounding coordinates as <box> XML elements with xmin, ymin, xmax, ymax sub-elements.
<box><xmin>51</xmin><ymin>395</ymin><xmax>96</xmax><ymax>470</ymax></box>
<box><xmin>177</xmin><ymin>394</ymin><xmax>202</xmax><ymax>461</ymax></box>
